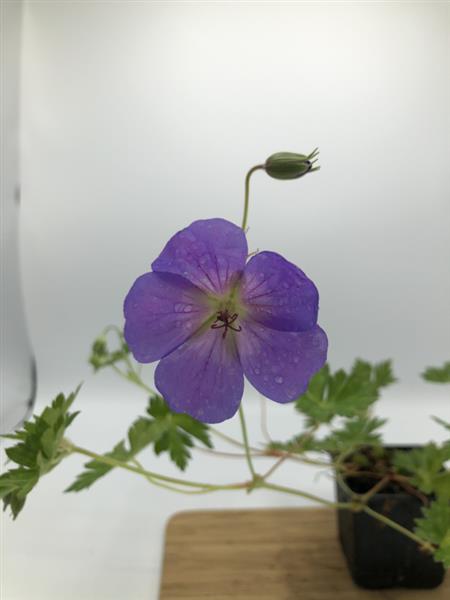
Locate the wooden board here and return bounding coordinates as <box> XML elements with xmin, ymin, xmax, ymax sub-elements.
<box><xmin>159</xmin><ymin>507</ymin><xmax>449</xmax><ymax>600</ymax></box>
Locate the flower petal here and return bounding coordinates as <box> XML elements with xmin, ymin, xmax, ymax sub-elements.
<box><xmin>237</xmin><ymin>319</ymin><xmax>327</xmax><ymax>403</ymax></box>
<box><xmin>124</xmin><ymin>272</ymin><xmax>211</xmax><ymax>363</ymax></box>
<box><xmin>155</xmin><ymin>328</ymin><xmax>244</xmax><ymax>423</ymax></box>
<box><xmin>152</xmin><ymin>218</ymin><xmax>248</xmax><ymax>295</ymax></box>
<box><xmin>241</xmin><ymin>251</ymin><xmax>319</xmax><ymax>332</ymax></box>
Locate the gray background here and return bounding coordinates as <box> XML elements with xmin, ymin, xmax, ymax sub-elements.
<box><xmin>19</xmin><ymin>0</ymin><xmax>449</xmax><ymax>400</ymax></box>
<box><xmin>2</xmin><ymin>2</ymin><xmax>450</xmax><ymax>599</ymax></box>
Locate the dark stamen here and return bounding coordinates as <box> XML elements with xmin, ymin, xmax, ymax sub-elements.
<box><xmin>211</xmin><ymin>310</ymin><xmax>242</xmax><ymax>339</ymax></box>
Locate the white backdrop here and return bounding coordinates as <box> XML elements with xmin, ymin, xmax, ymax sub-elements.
<box><xmin>19</xmin><ymin>0</ymin><xmax>450</xmax><ymax>397</ymax></box>
<box><xmin>3</xmin><ymin>2</ymin><xmax>450</xmax><ymax>599</ymax></box>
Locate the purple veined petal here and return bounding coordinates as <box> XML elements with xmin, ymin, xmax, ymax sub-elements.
<box><xmin>241</xmin><ymin>251</ymin><xmax>319</xmax><ymax>332</ymax></box>
<box><xmin>237</xmin><ymin>319</ymin><xmax>328</xmax><ymax>403</ymax></box>
<box><xmin>152</xmin><ymin>218</ymin><xmax>248</xmax><ymax>296</ymax></box>
<box><xmin>155</xmin><ymin>327</ymin><xmax>244</xmax><ymax>423</ymax></box>
<box><xmin>124</xmin><ymin>271</ymin><xmax>212</xmax><ymax>363</ymax></box>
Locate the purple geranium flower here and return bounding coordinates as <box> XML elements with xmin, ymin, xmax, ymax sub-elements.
<box><xmin>124</xmin><ymin>218</ymin><xmax>327</xmax><ymax>423</ymax></box>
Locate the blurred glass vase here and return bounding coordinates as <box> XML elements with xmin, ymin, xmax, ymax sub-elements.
<box><xmin>1</xmin><ymin>0</ymin><xmax>37</xmax><ymax>434</ymax></box>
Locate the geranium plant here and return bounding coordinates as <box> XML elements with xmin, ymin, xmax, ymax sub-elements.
<box><xmin>1</xmin><ymin>151</ymin><xmax>449</xmax><ymax>578</ymax></box>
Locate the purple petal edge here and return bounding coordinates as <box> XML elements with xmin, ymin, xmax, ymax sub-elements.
<box><xmin>124</xmin><ymin>271</ymin><xmax>211</xmax><ymax>363</ymax></box>
<box><xmin>237</xmin><ymin>320</ymin><xmax>328</xmax><ymax>403</ymax></box>
<box><xmin>152</xmin><ymin>218</ymin><xmax>248</xmax><ymax>295</ymax></box>
<box><xmin>241</xmin><ymin>251</ymin><xmax>319</xmax><ymax>332</ymax></box>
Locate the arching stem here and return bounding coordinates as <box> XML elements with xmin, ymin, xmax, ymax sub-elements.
<box><xmin>241</xmin><ymin>164</ymin><xmax>265</xmax><ymax>231</ymax></box>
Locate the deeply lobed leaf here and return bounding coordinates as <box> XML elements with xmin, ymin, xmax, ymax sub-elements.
<box><xmin>393</xmin><ymin>443</ymin><xmax>450</xmax><ymax>499</ymax></box>
<box><xmin>319</xmin><ymin>416</ymin><xmax>386</xmax><ymax>456</ymax></box>
<box><xmin>0</xmin><ymin>388</ymin><xmax>81</xmax><ymax>518</ymax></box>
<box><xmin>296</xmin><ymin>359</ymin><xmax>396</xmax><ymax>425</ymax></box>
<box><xmin>415</xmin><ymin>499</ymin><xmax>450</xmax><ymax>568</ymax></box>
<box><xmin>67</xmin><ymin>395</ymin><xmax>213</xmax><ymax>492</ymax></box>
<box><xmin>422</xmin><ymin>362</ymin><xmax>450</xmax><ymax>384</ymax></box>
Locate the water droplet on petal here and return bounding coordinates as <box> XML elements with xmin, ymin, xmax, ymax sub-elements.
<box><xmin>275</xmin><ymin>376</ymin><xmax>284</xmax><ymax>384</ymax></box>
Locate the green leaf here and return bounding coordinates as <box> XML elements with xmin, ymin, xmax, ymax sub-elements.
<box><xmin>5</xmin><ymin>444</ymin><xmax>37</xmax><ymax>468</ymax></box>
<box><xmin>146</xmin><ymin>395</ymin><xmax>212</xmax><ymax>469</ymax></box>
<box><xmin>393</xmin><ymin>443</ymin><xmax>450</xmax><ymax>498</ymax></box>
<box><xmin>374</xmin><ymin>360</ymin><xmax>396</xmax><ymax>387</ymax></box>
<box><xmin>422</xmin><ymin>362</ymin><xmax>450</xmax><ymax>383</ymax></box>
<box><xmin>0</xmin><ymin>468</ymin><xmax>40</xmax><ymax>519</ymax></box>
<box><xmin>433</xmin><ymin>472</ymin><xmax>450</xmax><ymax>500</ymax></box>
<box><xmin>432</xmin><ymin>416</ymin><xmax>450</xmax><ymax>432</ymax></box>
<box><xmin>146</xmin><ymin>395</ymin><xmax>168</xmax><ymax>419</ymax></box>
<box><xmin>170</xmin><ymin>412</ymin><xmax>213</xmax><ymax>449</ymax></box>
<box><xmin>67</xmin><ymin>395</ymin><xmax>213</xmax><ymax>493</ymax></box>
<box><xmin>296</xmin><ymin>360</ymin><xmax>396</xmax><ymax>425</ymax></box>
<box><xmin>319</xmin><ymin>416</ymin><xmax>386</xmax><ymax>456</ymax></box>
<box><xmin>0</xmin><ymin>388</ymin><xmax>81</xmax><ymax>518</ymax></box>
<box><xmin>127</xmin><ymin>417</ymin><xmax>161</xmax><ymax>454</ymax></box>
<box><xmin>0</xmin><ymin>468</ymin><xmax>39</xmax><ymax>499</ymax></box>
<box><xmin>267</xmin><ymin>433</ymin><xmax>320</xmax><ymax>455</ymax></box>
<box><xmin>65</xmin><ymin>441</ymin><xmax>129</xmax><ymax>492</ymax></box>
<box><xmin>415</xmin><ymin>499</ymin><xmax>450</xmax><ymax>568</ymax></box>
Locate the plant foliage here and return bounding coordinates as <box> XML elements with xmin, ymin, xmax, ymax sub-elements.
<box><xmin>415</xmin><ymin>499</ymin><xmax>450</xmax><ymax>568</ymax></box>
<box><xmin>422</xmin><ymin>362</ymin><xmax>450</xmax><ymax>383</ymax></box>
<box><xmin>393</xmin><ymin>443</ymin><xmax>450</xmax><ymax>499</ymax></box>
<box><xmin>0</xmin><ymin>388</ymin><xmax>80</xmax><ymax>518</ymax></box>
<box><xmin>66</xmin><ymin>395</ymin><xmax>212</xmax><ymax>493</ymax></box>
<box><xmin>295</xmin><ymin>359</ymin><xmax>395</xmax><ymax>425</ymax></box>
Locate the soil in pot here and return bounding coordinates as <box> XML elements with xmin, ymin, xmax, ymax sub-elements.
<box><xmin>335</xmin><ymin>446</ymin><xmax>446</xmax><ymax>590</ymax></box>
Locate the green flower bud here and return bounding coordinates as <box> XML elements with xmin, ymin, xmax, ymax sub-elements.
<box><xmin>265</xmin><ymin>148</ymin><xmax>320</xmax><ymax>180</ymax></box>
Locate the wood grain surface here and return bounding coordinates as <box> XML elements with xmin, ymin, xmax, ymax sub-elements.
<box><xmin>159</xmin><ymin>507</ymin><xmax>449</xmax><ymax>600</ymax></box>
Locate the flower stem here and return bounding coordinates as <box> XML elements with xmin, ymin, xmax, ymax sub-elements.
<box><xmin>66</xmin><ymin>441</ymin><xmax>245</xmax><ymax>492</ymax></box>
<box><xmin>262</xmin><ymin>481</ymin><xmax>431</xmax><ymax>550</ymax></box>
<box><xmin>130</xmin><ymin>458</ymin><xmax>216</xmax><ymax>495</ymax></box>
<box><xmin>261</xmin><ymin>455</ymin><xmax>287</xmax><ymax>481</ymax></box>
<box><xmin>361</xmin><ymin>505</ymin><xmax>433</xmax><ymax>551</ymax></box>
<box><xmin>238</xmin><ymin>405</ymin><xmax>257</xmax><ymax>478</ymax></box>
<box><xmin>65</xmin><ymin>441</ymin><xmax>432</xmax><ymax>551</ymax></box>
<box><xmin>261</xmin><ymin>481</ymin><xmax>352</xmax><ymax>509</ymax></box>
<box><xmin>209</xmin><ymin>427</ymin><xmax>251</xmax><ymax>449</ymax></box>
<box><xmin>111</xmin><ymin>364</ymin><xmax>155</xmax><ymax>395</ymax></box>
<box><xmin>259</xmin><ymin>395</ymin><xmax>272</xmax><ymax>443</ymax></box>
<box><xmin>194</xmin><ymin>447</ymin><xmax>264</xmax><ymax>459</ymax></box>
<box><xmin>334</xmin><ymin>472</ymin><xmax>432</xmax><ymax>551</ymax></box>
<box><xmin>241</xmin><ymin>164</ymin><xmax>265</xmax><ymax>231</ymax></box>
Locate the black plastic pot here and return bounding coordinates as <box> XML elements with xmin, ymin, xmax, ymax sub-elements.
<box><xmin>335</xmin><ymin>447</ymin><xmax>446</xmax><ymax>590</ymax></box>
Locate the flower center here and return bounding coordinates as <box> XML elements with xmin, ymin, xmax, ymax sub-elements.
<box><xmin>211</xmin><ymin>309</ymin><xmax>242</xmax><ymax>339</ymax></box>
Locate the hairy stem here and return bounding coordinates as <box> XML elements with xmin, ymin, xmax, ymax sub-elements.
<box><xmin>241</xmin><ymin>164</ymin><xmax>265</xmax><ymax>231</ymax></box>
<box><xmin>361</xmin><ymin>505</ymin><xmax>433</xmax><ymax>551</ymax></box>
<box><xmin>239</xmin><ymin>405</ymin><xmax>257</xmax><ymax>477</ymax></box>
<box><xmin>209</xmin><ymin>426</ymin><xmax>254</xmax><ymax>449</ymax></box>
<box><xmin>111</xmin><ymin>364</ymin><xmax>155</xmax><ymax>395</ymax></box>
<box><xmin>261</xmin><ymin>481</ymin><xmax>353</xmax><ymax>509</ymax></box>
<box><xmin>358</xmin><ymin>475</ymin><xmax>391</xmax><ymax>504</ymax></box>
<box><xmin>65</xmin><ymin>441</ymin><xmax>432</xmax><ymax>551</ymax></box>
<box><xmin>261</xmin><ymin>455</ymin><xmax>287</xmax><ymax>481</ymax></box>
<box><xmin>66</xmin><ymin>441</ymin><xmax>246</xmax><ymax>492</ymax></box>
<box><xmin>260</xmin><ymin>425</ymin><xmax>319</xmax><ymax>481</ymax></box>
<box><xmin>259</xmin><ymin>396</ymin><xmax>272</xmax><ymax>443</ymax></box>
<box><xmin>130</xmin><ymin>458</ymin><xmax>215</xmax><ymax>495</ymax></box>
